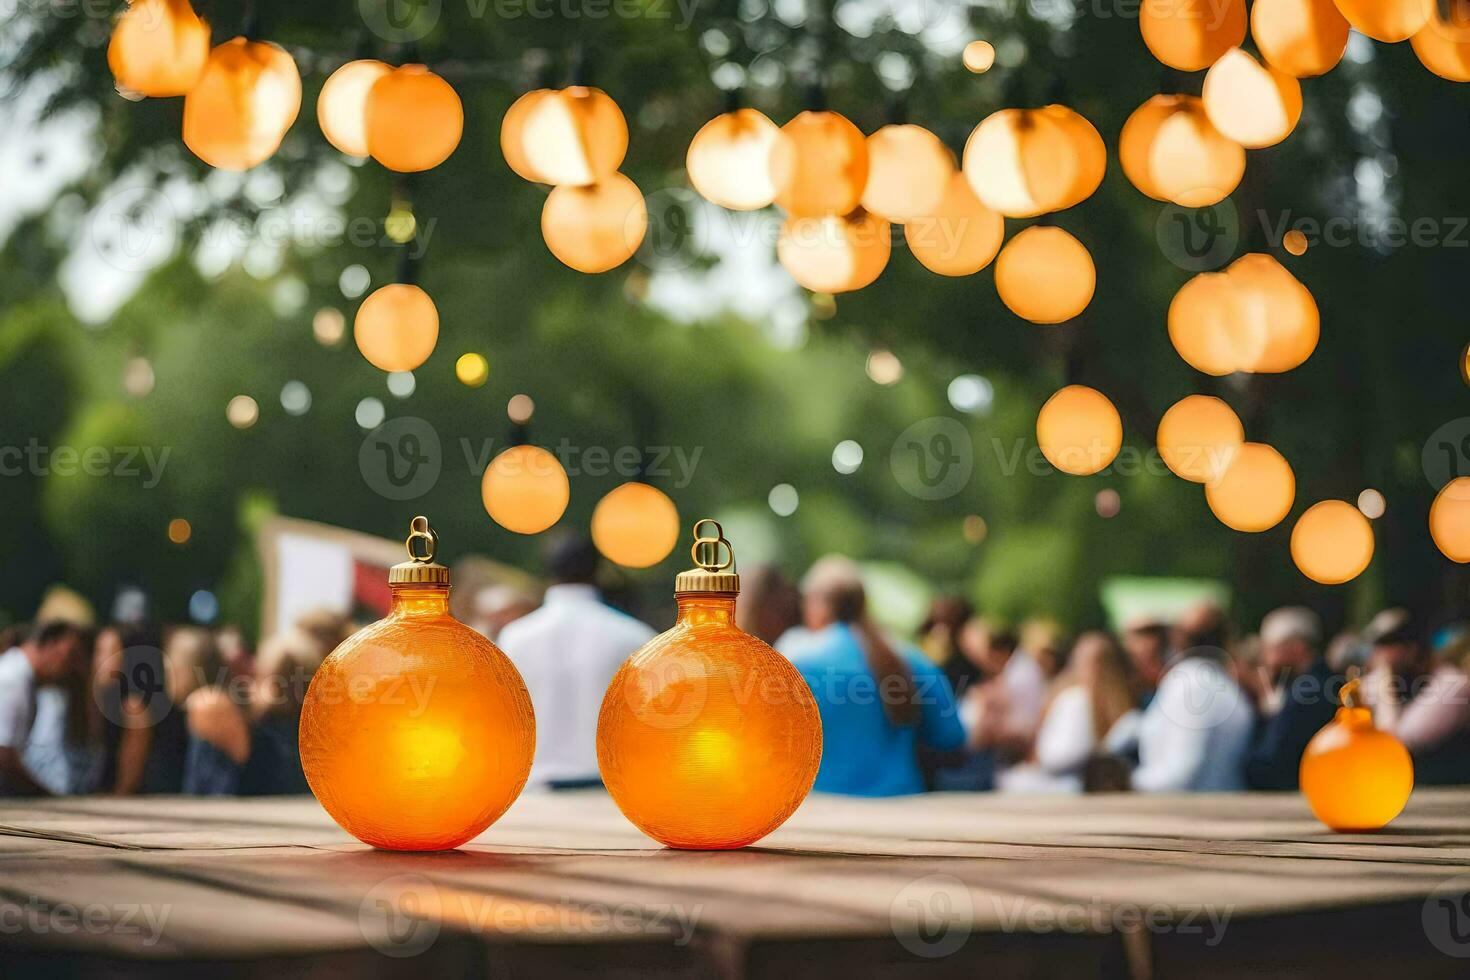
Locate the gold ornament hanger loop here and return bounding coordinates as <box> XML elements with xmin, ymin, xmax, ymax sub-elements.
<box><xmin>406</xmin><ymin>515</ymin><xmax>438</xmax><ymax>564</ymax></box>
<box><xmin>691</xmin><ymin>518</ymin><xmax>734</xmax><ymax>572</ymax></box>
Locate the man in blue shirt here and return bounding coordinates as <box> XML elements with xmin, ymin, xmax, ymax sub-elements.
<box><xmin>778</xmin><ymin>557</ymin><xmax>965</xmax><ymax>796</ymax></box>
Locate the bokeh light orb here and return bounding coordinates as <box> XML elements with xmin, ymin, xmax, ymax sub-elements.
<box><xmin>1284</xmin><ymin>229</ymin><xmax>1309</xmax><ymax>255</ymax></box>
<box><xmin>1119</xmin><ymin>96</ymin><xmax>1175</xmax><ymax>201</ymax></box>
<box><xmin>1168</xmin><ymin>272</ymin><xmax>1263</xmax><ymax>376</ymax></box>
<box><xmin>1205</xmin><ymin>442</ymin><xmax>1295</xmax><ymax>532</ymax></box>
<box><xmin>226</xmin><ymin>394</ymin><xmax>259</xmax><ymax>429</ymax></box>
<box><xmin>455</xmin><ymin>352</ymin><xmax>489</xmax><ymax>387</ymax></box>
<box><xmin>1331</xmin><ymin>0</ymin><xmax>1431</xmax><ymax>42</ymax></box>
<box><xmin>777</xmin><ymin>209</ymin><xmax>891</xmax><ymax>293</ymax></box>
<box><xmin>108</xmin><ymin>0</ymin><xmax>210</xmax><ymax>98</ymax></box>
<box><xmin>1141</xmin><ymin>0</ymin><xmax>1248</xmax><ymax>70</ymax></box>
<box><xmin>1227</xmin><ymin>253</ymin><xmax>1319</xmax><ymax>372</ymax></box>
<box><xmin>904</xmin><ymin>172</ymin><xmax>1004</xmax><ymax>277</ymax></box>
<box><xmin>317</xmin><ymin>59</ymin><xmax>391</xmax><ymax>157</ymax></box>
<box><xmin>1291</xmin><ymin>500</ymin><xmax>1375</xmax><ymax>584</ymax></box>
<box><xmin>1251</xmin><ymin>0</ymin><xmax>1350</xmax><ymax>76</ymax></box>
<box><xmin>963</xmin><ymin>108</ymin><xmax>1078</xmax><ymax>218</ymax></box>
<box><xmin>521</xmin><ymin>86</ymin><xmax>629</xmax><ymax>187</ymax></box>
<box><xmin>591</xmin><ymin>482</ymin><xmax>681</xmax><ymax>568</ymax></box>
<box><xmin>183</xmin><ymin>38</ymin><xmax>302</xmax><ymax>171</ymax></box>
<box><xmin>366</xmin><ymin>65</ymin><xmax>463</xmax><ymax>173</ymax></box>
<box><xmin>995</xmin><ymin>226</ymin><xmax>1095</xmax><ymax>324</ymax></box>
<box><xmin>1041</xmin><ymin>105</ymin><xmax>1107</xmax><ymax>209</ymax></box>
<box><xmin>769</xmin><ymin>110</ymin><xmax>869</xmax><ymax>217</ymax></box>
<box><xmin>482</xmin><ymin>445</ymin><xmax>570</xmax><ymax>535</ymax></box>
<box><xmin>963</xmin><ymin>40</ymin><xmax>996</xmax><ymax>72</ymax></box>
<box><xmin>860</xmin><ymin>124</ymin><xmax>952</xmax><ymax>222</ymax></box>
<box><xmin>167</xmin><ymin>518</ymin><xmax>192</xmax><ymax>545</ymax></box>
<box><xmin>541</xmin><ymin>173</ymin><xmax>648</xmax><ymax>274</ymax></box>
<box><xmin>1411</xmin><ymin>7</ymin><xmax>1470</xmax><ymax>81</ymax></box>
<box><xmin>501</xmin><ymin>89</ymin><xmax>552</xmax><ymax>182</ymax></box>
<box><xmin>686</xmin><ymin>108</ymin><xmax>780</xmax><ymax>211</ymax></box>
<box><xmin>507</xmin><ymin>393</ymin><xmax>536</xmax><ymax>424</ymax></box>
<box><xmin>1430</xmin><ymin>477</ymin><xmax>1470</xmax><ymax>562</ymax></box>
<box><xmin>1357</xmin><ymin>488</ymin><xmax>1387</xmax><ymax>519</ymax></box>
<box><xmin>354</xmin><ymin>283</ymin><xmax>439</xmax><ymax>373</ymax></box>
<box><xmin>1156</xmin><ymin>395</ymin><xmax>1244</xmax><ymax>483</ymax></box>
<box><xmin>1203</xmin><ymin>49</ymin><xmax>1302</xmax><ymax>149</ymax></box>
<box><xmin>1147</xmin><ymin>97</ymin><xmax>1246</xmax><ymax>208</ymax></box>
<box><xmin>1036</xmin><ymin>385</ymin><xmax>1123</xmax><ymax>476</ymax></box>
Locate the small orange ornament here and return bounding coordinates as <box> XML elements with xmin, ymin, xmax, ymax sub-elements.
<box><xmin>108</xmin><ymin>0</ymin><xmax>210</xmax><ymax>98</ymax></box>
<box><xmin>1300</xmin><ymin>675</ymin><xmax>1414</xmax><ymax>831</ymax></box>
<box><xmin>183</xmin><ymin>37</ymin><xmax>301</xmax><ymax>170</ymax></box>
<box><xmin>366</xmin><ymin>65</ymin><xmax>463</xmax><ymax>173</ymax></box>
<box><xmin>300</xmin><ymin>517</ymin><xmax>535</xmax><ymax>850</ymax></box>
<box><xmin>598</xmin><ymin>520</ymin><xmax>822</xmax><ymax>849</ymax></box>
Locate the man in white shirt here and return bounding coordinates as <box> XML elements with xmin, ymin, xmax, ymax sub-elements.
<box><xmin>1132</xmin><ymin>649</ymin><xmax>1255</xmax><ymax>792</ymax></box>
<box><xmin>498</xmin><ymin>534</ymin><xmax>655</xmax><ymax>789</ymax></box>
<box><xmin>0</xmin><ymin>621</ymin><xmax>85</xmax><ymax>797</ymax></box>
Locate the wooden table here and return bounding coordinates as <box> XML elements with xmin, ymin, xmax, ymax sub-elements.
<box><xmin>4</xmin><ymin>789</ymin><xmax>1470</xmax><ymax>978</ymax></box>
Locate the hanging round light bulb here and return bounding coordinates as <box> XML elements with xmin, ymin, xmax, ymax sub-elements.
<box><xmin>1226</xmin><ymin>253</ymin><xmax>1319</xmax><ymax>372</ymax></box>
<box><xmin>107</xmin><ymin>0</ymin><xmax>210</xmax><ymax>98</ymax></box>
<box><xmin>501</xmin><ymin>89</ymin><xmax>553</xmax><ymax>183</ymax></box>
<box><xmin>1119</xmin><ymin>96</ymin><xmax>1176</xmax><ymax>201</ymax></box>
<box><xmin>962</xmin><ymin>108</ymin><xmax>1078</xmax><ymax>218</ymax></box>
<box><xmin>1431</xmin><ymin>478</ymin><xmax>1470</xmax><ymax>562</ymax></box>
<box><xmin>686</xmin><ymin>108</ymin><xmax>780</xmax><ymax>211</ymax></box>
<box><xmin>1206</xmin><ymin>442</ymin><xmax>1295</xmax><ymax>532</ymax></box>
<box><xmin>1203</xmin><ymin>49</ymin><xmax>1303</xmax><ymax>149</ymax></box>
<box><xmin>520</xmin><ymin>86</ymin><xmax>629</xmax><ymax>187</ymax></box>
<box><xmin>769</xmin><ymin>110</ymin><xmax>869</xmax><ymax>217</ymax></box>
<box><xmin>1411</xmin><ymin>6</ymin><xmax>1470</xmax><ymax>81</ymax></box>
<box><xmin>1291</xmin><ymin>500</ymin><xmax>1375</xmax><ymax>584</ymax></box>
<box><xmin>1331</xmin><ymin>0</ymin><xmax>1431</xmax><ymax>42</ymax></box>
<box><xmin>1168</xmin><ymin>272</ymin><xmax>1266</xmax><ymax>376</ymax></box>
<box><xmin>1251</xmin><ymin>0</ymin><xmax>1351</xmax><ymax>77</ymax></box>
<box><xmin>859</xmin><ymin>124</ymin><xmax>953</xmax><ymax>222</ymax></box>
<box><xmin>777</xmin><ymin>209</ymin><xmax>891</xmax><ymax>293</ymax></box>
<box><xmin>903</xmin><ymin>172</ymin><xmax>1004</xmax><ymax>277</ymax></box>
<box><xmin>365</xmin><ymin>65</ymin><xmax>463</xmax><ymax>173</ymax></box>
<box><xmin>1140</xmin><ymin>0</ymin><xmax>1248</xmax><ymax>70</ymax></box>
<box><xmin>482</xmin><ymin>445</ymin><xmax>570</xmax><ymax>535</ymax></box>
<box><xmin>354</xmin><ymin>283</ymin><xmax>439</xmax><ymax>372</ymax></box>
<box><xmin>317</xmin><ymin>59</ymin><xmax>391</xmax><ymax>157</ymax></box>
<box><xmin>183</xmin><ymin>38</ymin><xmax>301</xmax><ymax>170</ymax></box>
<box><xmin>994</xmin><ymin>226</ymin><xmax>1096</xmax><ymax>323</ymax></box>
<box><xmin>541</xmin><ymin>172</ymin><xmax>648</xmax><ymax>274</ymax></box>
<box><xmin>591</xmin><ymin>482</ymin><xmax>681</xmax><ymax>568</ymax></box>
<box><xmin>1039</xmin><ymin>105</ymin><xmax>1107</xmax><ymax>210</ymax></box>
<box><xmin>1147</xmin><ymin>97</ymin><xmax>1246</xmax><ymax>208</ymax></box>
<box><xmin>1036</xmin><ymin>385</ymin><xmax>1124</xmax><ymax>476</ymax></box>
<box><xmin>1156</xmin><ymin>394</ymin><xmax>1244</xmax><ymax>483</ymax></box>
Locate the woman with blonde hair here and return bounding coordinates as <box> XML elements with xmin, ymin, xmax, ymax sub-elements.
<box><xmin>997</xmin><ymin>631</ymin><xmax>1138</xmax><ymax>793</ymax></box>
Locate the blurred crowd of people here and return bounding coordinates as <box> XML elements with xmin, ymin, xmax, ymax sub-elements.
<box><xmin>3</xmin><ymin>536</ymin><xmax>1470</xmax><ymax>803</ymax></box>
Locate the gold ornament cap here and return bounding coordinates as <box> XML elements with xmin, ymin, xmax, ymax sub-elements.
<box><xmin>389</xmin><ymin>516</ymin><xmax>450</xmax><ymax>586</ymax></box>
<box><xmin>674</xmin><ymin>519</ymin><xmax>740</xmax><ymax>594</ymax></box>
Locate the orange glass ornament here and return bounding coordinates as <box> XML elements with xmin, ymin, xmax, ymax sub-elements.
<box><xmin>1300</xmin><ymin>676</ymin><xmax>1413</xmax><ymax>831</ymax></box>
<box><xmin>1412</xmin><ymin>4</ymin><xmax>1470</xmax><ymax>82</ymax></box>
<box><xmin>962</xmin><ymin>107</ymin><xmax>1078</xmax><ymax>218</ymax></box>
<box><xmin>354</xmin><ymin>283</ymin><xmax>439</xmax><ymax>372</ymax></box>
<box><xmin>300</xmin><ymin>517</ymin><xmax>535</xmax><ymax>850</ymax></box>
<box><xmin>1206</xmin><ymin>442</ymin><xmax>1295</xmax><ymax>532</ymax></box>
<box><xmin>541</xmin><ymin>172</ymin><xmax>648</xmax><ymax>273</ymax></box>
<box><xmin>994</xmin><ymin>226</ymin><xmax>1096</xmax><ymax>324</ymax></box>
<box><xmin>1430</xmin><ymin>477</ymin><xmax>1470</xmax><ymax>562</ymax></box>
<box><xmin>1203</xmin><ymin>48</ymin><xmax>1303</xmax><ymax>149</ymax></box>
<box><xmin>597</xmin><ymin>520</ymin><xmax>822</xmax><ymax>849</ymax></box>
<box><xmin>860</xmin><ymin>124</ymin><xmax>953</xmax><ymax>223</ymax></box>
<box><xmin>366</xmin><ymin>65</ymin><xmax>463</xmax><ymax>173</ymax></box>
<box><xmin>108</xmin><ymin>0</ymin><xmax>210</xmax><ymax>98</ymax></box>
<box><xmin>1291</xmin><ymin>500</ymin><xmax>1374</xmax><ymax>585</ymax></box>
<box><xmin>501</xmin><ymin>88</ymin><xmax>554</xmax><ymax>183</ymax></box>
<box><xmin>183</xmin><ymin>38</ymin><xmax>301</xmax><ymax>171</ymax></box>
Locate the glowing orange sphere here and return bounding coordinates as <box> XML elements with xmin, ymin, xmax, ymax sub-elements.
<box><xmin>501</xmin><ymin>89</ymin><xmax>553</xmax><ymax>182</ymax></box>
<box><xmin>1148</xmin><ymin>98</ymin><xmax>1246</xmax><ymax>208</ymax></box>
<box><xmin>1036</xmin><ymin>385</ymin><xmax>1123</xmax><ymax>476</ymax></box>
<box><xmin>301</xmin><ymin>553</ymin><xmax>535</xmax><ymax>851</ymax></box>
<box><xmin>860</xmin><ymin>124</ymin><xmax>953</xmax><ymax>222</ymax></box>
<box><xmin>354</xmin><ymin>283</ymin><xmax>439</xmax><ymax>372</ymax></box>
<box><xmin>1141</xmin><ymin>0</ymin><xmax>1248</xmax><ymax>70</ymax></box>
<box><xmin>1412</xmin><ymin>8</ymin><xmax>1470</xmax><ymax>81</ymax></box>
<box><xmin>995</xmin><ymin>226</ymin><xmax>1096</xmax><ymax>324</ymax></box>
<box><xmin>520</xmin><ymin>86</ymin><xmax>629</xmax><ymax>187</ymax></box>
<box><xmin>591</xmin><ymin>482</ymin><xmax>681</xmax><ymax>568</ymax></box>
<box><xmin>1332</xmin><ymin>0</ymin><xmax>1431</xmax><ymax>42</ymax></box>
<box><xmin>686</xmin><ymin>108</ymin><xmax>780</xmax><ymax>211</ymax></box>
<box><xmin>1203</xmin><ymin>49</ymin><xmax>1303</xmax><ymax>149</ymax></box>
<box><xmin>598</xmin><ymin>524</ymin><xmax>821</xmax><ymax>849</ymax></box>
<box><xmin>1430</xmin><ymin>478</ymin><xmax>1470</xmax><ymax>562</ymax></box>
<box><xmin>108</xmin><ymin>0</ymin><xmax>210</xmax><ymax>98</ymax></box>
<box><xmin>1284</xmin><ymin>229</ymin><xmax>1309</xmax><ymax>255</ymax></box>
<box><xmin>1251</xmin><ymin>0</ymin><xmax>1350</xmax><ymax>76</ymax></box>
<box><xmin>541</xmin><ymin>172</ymin><xmax>647</xmax><ymax>274</ymax></box>
<box><xmin>1040</xmin><ymin>105</ymin><xmax>1107</xmax><ymax>210</ymax></box>
<box><xmin>1168</xmin><ymin>272</ymin><xmax>1264</xmax><ymax>376</ymax></box>
<box><xmin>963</xmin><ymin>40</ymin><xmax>997</xmax><ymax>72</ymax></box>
<box><xmin>1206</xmin><ymin>442</ymin><xmax>1295</xmax><ymax>532</ymax></box>
<box><xmin>183</xmin><ymin>38</ymin><xmax>301</xmax><ymax>170</ymax></box>
<box><xmin>365</xmin><ymin>65</ymin><xmax>463</xmax><ymax>173</ymax></box>
<box><xmin>1291</xmin><ymin>500</ymin><xmax>1375</xmax><ymax>584</ymax></box>
<box><xmin>777</xmin><ymin>209</ymin><xmax>891</xmax><ymax>293</ymax></box>
<box><xmin>1227</xmin><ymin>253</ymin><xmax>1319</xmax><ymax>372</ymax></box>
<box><xmin>962</xmin><ymin>108</ymin><xmax>1078</xmax><ymax>217</ymax></box>
<box><xmin>482</xmin><ymin>445</ymin><xmax>570</xmax><ymax>535</ymax></box>
<box><xmin>1119</xmin><ymin>97</ymin><xmax>1175</xmax><ymax>201</ymax></box>
<box><xmin>904</xmin><ymin>172</ymin><xmax>1004</xmax><ymax>277</ymax></box>
<box><xmin>1156</xmin><ymin>394</ymin><xmax>1244</xmax><ymax>483</ymax></box>
<box><xmin>1300</xmin><ymin>698</ymin><xmax>1413</xmax><ymax>831</ymax></box>
<box><xmin>317</xmin><ymin>59</ymin><xmax>391</xmax><ymax>157</ymax></box>
<box><xmin>769</xmin><ymin>110</ymin><xmax>869</xmax><ymax>217</ymax></box>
